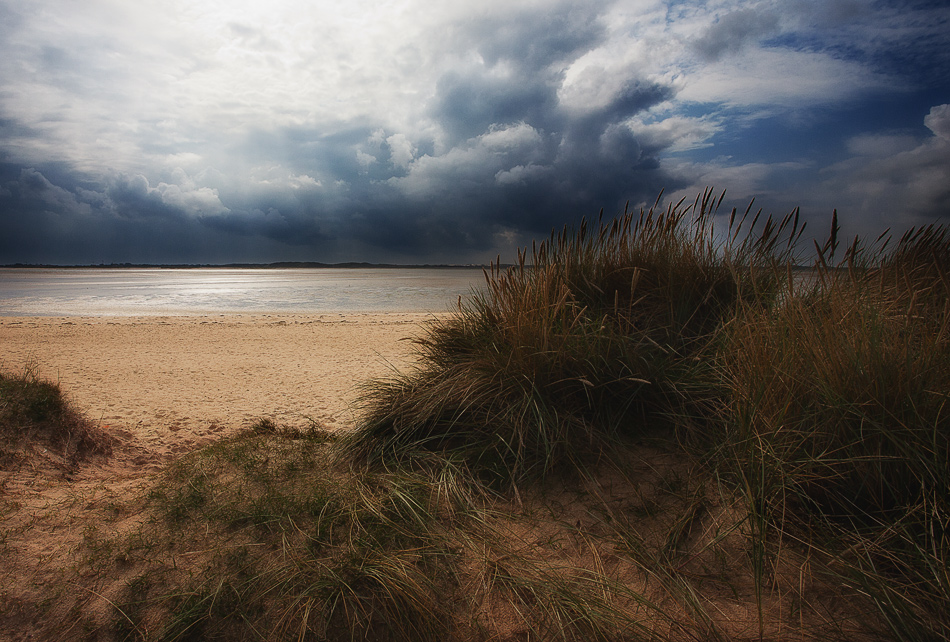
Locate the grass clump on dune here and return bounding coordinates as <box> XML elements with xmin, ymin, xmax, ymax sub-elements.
<box><xmin>345</xmin><ymin>190</ymin><xmax>949</xmax><ymax>639</ymax></box>
<box><xmin>63</xmin><ymin>424</ymin><xmax>683</xmax><ymax>641</ymax></box>
<box><xmin>713</xmin><ymin>224</ymin><xmax>950</xmax><ymax>640</ymax></box>
<box><xmin>0</xmin><ymin>363</ymin><xmax>112</xmax><ymax>468</ymax></box>
<box><xmin>63</xmin><ymin>424</ymin><xmax>840</xmax><ymax>641</ymax></box>
<box><xmin>107</xmin><ymin>427</ymin><xmax>476</xmax><ymax>641</ymax></box>
<box><xmin>348</xmin><ymin>189</ymin><xmax>803</xmax><ymax>482</ymax></box>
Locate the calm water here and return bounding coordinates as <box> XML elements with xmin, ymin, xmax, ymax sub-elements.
<box><xmin>0</xmin><ymin>268</ymin><xmax>488</xmax><ymax>316</ymax></box>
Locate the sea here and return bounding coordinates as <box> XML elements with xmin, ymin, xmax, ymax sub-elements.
<box><xmin>0</xmin><ymin>267</ymin><xmax>488</xmax><ymax>316</ymax></box>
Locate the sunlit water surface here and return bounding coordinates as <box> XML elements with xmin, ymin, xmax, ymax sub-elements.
<box><xmin>0</xmin><ymin>268</ymin><xmax>488</xmax><ymax>316</ymax></box>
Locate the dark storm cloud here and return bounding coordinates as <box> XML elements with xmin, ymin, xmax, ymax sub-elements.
<box><xmin>387</xmin><ymin>74</ymin><xmax>675</xmax><ymax>246</ymax></box>
<box><xmin>0</xmin><ymin>165</ymin><xmax>210</xmax><ymax>263</ymax></box>
<box><xmin>430</xmin><ymin>71</ymin><xmax>557</xmax><ymax>143</ymax></box>
<box><xmin>225</xmin><ymin>103</ymin><xmax>673</xmax><ymax>257</ymax></box>
<box><xmin>146</xmin><ymin>2</ymin><xmax>680</xmax><ymax>261</ymax></box>
<box><xmin>2</xmin><ymin>0</ymin><xmax>949</xmax><ymax>265</ymax></box>
<box><xmin>428</xmin><ymin>3</ymin><xmax>604</xmax><ymax>140</ymax></box>
<box><xmin>376</xmin><ymin>3</ymin><xmax>679</xmax><ymax>248</ymax></box>
<box><xmin>150</xmin><ymin>53</ymin><xmax>675</xmax><ymax>260</ymax></box>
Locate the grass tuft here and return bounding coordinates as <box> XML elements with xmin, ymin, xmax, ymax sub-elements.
<box><xmin>0</xmin><ymin>362</ymin><xmax>112</xmax><ymax>468</ymax></box>
<box><xmin>343</xmin><ymin>188</ymin><xmax>949</xmax><ymax>639</ymax></box>
<box><xmin>347</xmin><ymin>188</ymin><xmax>802</xmax><ymax>483</ymax></box>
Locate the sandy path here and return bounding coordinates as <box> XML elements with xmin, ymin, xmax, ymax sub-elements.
<box><xmin>0</xmin><ymin>313</ymin><xmax>434</xmax><ymax>459</ymax></box>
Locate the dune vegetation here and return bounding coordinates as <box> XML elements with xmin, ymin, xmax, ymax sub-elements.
<box><xmin>0</xmin><ymin>363</ymin><xmax>112</xmax><ymax>471</ymax></box>
<box><xmin>3</xmin><ymin>188</ymin><xmax>948</xmax><ymax>640</ymax></box>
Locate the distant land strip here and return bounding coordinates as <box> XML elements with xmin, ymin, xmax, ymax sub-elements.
<box><xmin>0</xmin><ymin>262</ymin><xmax>495</xmax><ymax>269</ymax></box>
<box><xmin>1</xmin><ymin>262</ymin><xmax>818</xmax><ymax>271</ymax></box>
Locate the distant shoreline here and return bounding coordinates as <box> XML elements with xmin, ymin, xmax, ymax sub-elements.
<box><xmin>0</xmin><ymin>262</ymin><xmax>493</xmax><ymax>270</ymax></box>
<box><xmin>1</xmin><ymin>262</ymin><xmax>818</xmax><ymax>271</ymax></box>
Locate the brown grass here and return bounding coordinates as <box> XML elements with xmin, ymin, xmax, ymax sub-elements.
<box><xmin>0</xmin><ymin>362</ymin><xmax>113</xmax><ymax>471</ymax></box>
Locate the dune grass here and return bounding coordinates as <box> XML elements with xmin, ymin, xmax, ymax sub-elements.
<box><xmin>56</xmin><ymin>426</ymin><xmax>695</xmax><ymax>641</ymax></box>
<box><xmin>347</xmin><ymin>190</ymin><xmax>803</xmax><ymax>482</ymax></box>
<box><xmin>102</xmin><ymin>426</ymin><xmax>476</xmax><ymax>641</ymax></box>
<box><xmin>0</xmin><ymin>362</ymin><xmax>112</xmax><ymax>469</ymax></box>
<box><xmin>344</xmin><ymin>189</ymin><xmax>948</xmax><ymax>639</ymax></box>
<box><xmin>710</xmin><ymin>224</ymin><xmax>950</xmax><ymax>640</ymax></box>
<box><xmin>21</xmin><ymin>188</ymin><xmax>949</xmax><ymax>640</ymax></box>
<box><xmin>58</xmin><ymin>424</ymin><xmax>864</xmax><ymax>641</ymax></box>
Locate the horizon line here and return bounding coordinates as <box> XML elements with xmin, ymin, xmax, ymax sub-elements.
<box><xmin>1</xmin><ymin>261</ymin><xmax>497</xmax><ymax>270</ymax></box>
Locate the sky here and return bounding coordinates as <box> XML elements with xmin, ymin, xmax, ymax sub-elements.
<box><xmin>1</xmin><ymin>0</ymin><xmax>948</xmax><ymax>265</ymax></box>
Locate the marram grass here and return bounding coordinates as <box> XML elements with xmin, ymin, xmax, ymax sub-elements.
<box><xmin>346</xmin><ymin>189</ymin><xmax>804</xmax><ymax>481</ymax></box>
<box><xmin>344</xmin><ymin>189</ymin><xmax>948</xmax><ymax>638</ymax></box>
<box><xmin>0</xmin><ymin>362</ymin><xmax>112</xmax><ymax>467</ymax></box>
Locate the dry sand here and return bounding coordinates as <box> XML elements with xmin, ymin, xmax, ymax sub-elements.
<box><xmin>0</xmin><ymin>313</ymin><xmax>435</xmax><ymax>460</ymax></box>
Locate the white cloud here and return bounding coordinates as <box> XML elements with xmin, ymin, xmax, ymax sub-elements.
<box><xmin>663</xmin><ymin>104</ymin><xmax>950</xmax><ymax>242</ymax></box>
<box><xmin>115</xmin><ymin>170</ymin><xmax>231</xmax><ymax>218</ymax></box>
<box><xmin>557</xmin><ymin>4</ymin><xmax>670</xmax><ymax>116</ymax></box>
<box><xmin>288</xmin><ymin>174</ymin><xmax>322</xmax><ymax>190</ymax></box>
<box><xmin>479</xmin><ymin>122</ymin><xmax>543</xmax><ymax>151</ymax></box>
<box><xmin>846</xmin><ymin>134</ymin><xmax>920</xmax><ymax>158</ymax></box>
<box><xmin>156</xmin><ymin>182</ymin><xmax>229</xmax><ymax>217</ymax></box>
<box><xmin>626</xmin><ymin>113</ymin><xmax>721</xmax><ymax>152</ymax></box>
<box><xmin>164</xmin><ymin>153</ymin><xmax>204</xmax><ymax>168</ymax></box>
<box><xmin>816</xmin><ymin>105</ymin><xmax>950</xmax><ymax>224</ymax></box>
<box><xmin>386</xmin><ymin>134</ymin><xmax>416</xmax><ymax>169</ymax></box>
<box><xmin>356</xmin><ymin>150</ymin><xmax>377</xmax><ymax>172</ymax></box>
<box><xmin>495</xmin><ymin>163</ymin><xmax>552</xmax><ymax>185</ymax></box>
<box><xmin>925</xmin><ymin>104</ymin><xmax>950</xmax><ymax>141</ymax></box>
<box><xmin>556</xmin><ymin>0</ymin><xmax>901</xmax><ymax>129</ymax></box>
<box><xmin>678</xmin><ymin>48</ymin><xmax>893</xmax><ymax>108</ymax></box>
<box><xmin>390</xmin><ymin>122</ymin><xmax>545</xmax><ymax>197</ymax></box>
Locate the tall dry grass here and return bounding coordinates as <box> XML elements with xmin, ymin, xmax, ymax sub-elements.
<box><xmin>348</xmin><ymin>189</ymin><xmax>803</xmax><ymax>482</ymax></box>
<box><xmin>348</xmin><ymin>190</ymin><xmax>949</xmax><ymax>638</ymax></box>
<box><xmin>713</xmin><ymin>224</ymin><xmax>950</xmax><ymax>639</ymax></box>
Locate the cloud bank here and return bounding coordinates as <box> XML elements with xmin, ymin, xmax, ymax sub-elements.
<box><xmin>1</xmin><ymin>0</ymin><xmax>948</xmax><ymax>264</ymax></box>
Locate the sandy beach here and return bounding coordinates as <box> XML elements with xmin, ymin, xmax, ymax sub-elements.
<box><xmin>0</xmin><ymin>313</ymin><xmax>434</xmax><ymax>460</ymax></box>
